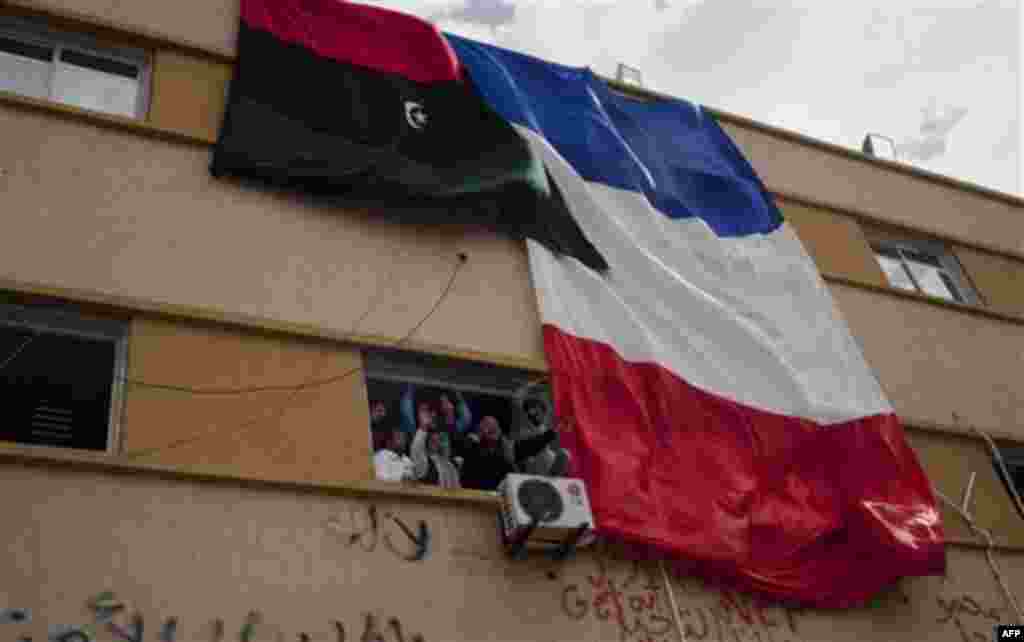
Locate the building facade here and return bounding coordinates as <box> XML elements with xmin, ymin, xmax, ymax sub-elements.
<box><xmin>1</xmin><ymin>2</ymin><xmax>1023</xmax><ymax>640</ymax></box>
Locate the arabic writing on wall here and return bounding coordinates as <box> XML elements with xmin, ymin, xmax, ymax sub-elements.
<box><xmin>3</xmin><ymin>599</ymin><xmax>428</xmax><ymax>642</ymax></box>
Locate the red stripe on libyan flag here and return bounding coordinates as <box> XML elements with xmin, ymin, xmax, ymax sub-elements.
<box><xmin>543</xmin><ymin>324</ymin><xmax>945</xmax><ymax>607</ymax></box>
<box><xmin>240</xmin><ymin>0</ymin><xmax>461</xmax><ymax>84</ymax></box>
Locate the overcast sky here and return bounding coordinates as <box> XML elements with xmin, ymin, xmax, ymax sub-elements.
<box><xmin>362</xmin><ymin>0</ymin><xmax>1019</xmax><ymax>196</ymax></box>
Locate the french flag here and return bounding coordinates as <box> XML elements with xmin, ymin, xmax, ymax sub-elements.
<box><xmin>448</xmin><ymin>36</ymin><xmax>946</xmax><ymax>606</ymax></box>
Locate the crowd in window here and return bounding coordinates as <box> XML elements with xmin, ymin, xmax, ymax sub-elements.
<box><xmin>369</xmin><ymin>381</ymin><xmax>569</xmax><ymax>491</ymax></box>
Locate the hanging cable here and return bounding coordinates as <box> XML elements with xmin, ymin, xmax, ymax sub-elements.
<box><xmin>121</xmin><ymin>252</ymin><xmax>467</xmax><ymax>397</ymax></box>
<box><xmin>123</xmin><ymin>253</ymin><xmax>466</xmax><ymax>459</ymax></box>
<box><xmin>956</xmin><ymin>412</ymin><xmax>1024</xmax><ymax>520</ymax></box>
<box><xmin>932</xmin><ymin>486</ymin><xmax>1023</xmax><ymax>621</ymax></box>
<box><xmin>0</xmin><ymin>332</ymin><xmax>35</xmax><ymax>373</ymax></box>
<box><xmin>659</xmin><ymin>559</ymin><xmax>686</xmax><ymax>642</ymax></box>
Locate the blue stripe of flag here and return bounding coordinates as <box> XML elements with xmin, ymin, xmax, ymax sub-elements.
<box><xmin>445</xmin><ymin>34</ymin><xmax>783</xmax><ymax>237</ymax></box>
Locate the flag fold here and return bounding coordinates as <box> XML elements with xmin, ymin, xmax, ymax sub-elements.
<box><xmin>446</xmin><ymin>34</ymin><xmax>945</xmax><ymax>607</ymax></box>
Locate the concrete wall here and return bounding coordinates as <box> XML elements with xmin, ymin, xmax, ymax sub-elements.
<box><xmin>122</xmin><ymin>317</ymin><xmax>373</xmax><ymax>484</ymax></box>
<box><xmin>0</xmin><ymin>461</ymin><xmax>1020</xmax><ymax>642</ymax></box>
<box><xmin>0</xmin><ymin>106</ymin><xmax>545</xmax><ymax>365</ymax></box>
<box><xmin>832</xmin><ymin>282</ymin><xmax>1024</xmax><ymax>438</ymax></box>
<box><xmin>6</xmin><ymin>96</ymin><xmax>1024</xmax><ymax>439</ymax></box>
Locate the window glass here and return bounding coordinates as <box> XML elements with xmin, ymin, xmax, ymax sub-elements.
<box><xmin>904</xmin><ymin>257</ymin><xmax>960</xmax><ymax>302</ymax></box>
<box><xmin>0</xmin><ymin>20</ymin><xmax>146</xmax><ymax>118</ymax></box>
<box><xmin>875</xmin><ymin>253</ymin><xmax>915</xmax><ymax>291</ymax></box>
<box><xmin>0</xmin><ymin>37</ymin><xmax>51</xmax><ymax>99</ymax></box>
<box><xmin>53</xmin><ymin>56</ymin><xmax>139</xmax><ymax>118</ymax></box>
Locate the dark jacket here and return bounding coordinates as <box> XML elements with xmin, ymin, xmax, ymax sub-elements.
<box><xmin>455</xmin><ymin>430</ymin><xmax>558</xmax><ymax>491</ymax></box>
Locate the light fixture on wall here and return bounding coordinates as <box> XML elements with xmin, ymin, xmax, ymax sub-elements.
<box><xmin>862</xmin><ymin>133</ymin><xmax>899</xmax><ymax>160</ymax></box>
<box><xmin>616</xmin><ymin>63</ymin><xmax>643</xmax><ymax>88</ymax></box>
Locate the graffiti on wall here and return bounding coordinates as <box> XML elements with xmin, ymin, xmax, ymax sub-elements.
<box><xmin>936</xmin><ymin>593</ymin><xmax>1003</xmax><ymax>642</ymax></box>
<box><xmin>558</xmin><ymin>544</ymin><xmax>807</xmax><ymax>642</ymax></box>
<box><xmin>325</xmin><ymin>504</ymin><xmax>431</xmax><ymax>563</ymax></box>
<box><xmin>1</xmin><ymin>593</ymin><xmax>430</xmax><ymax>642</ymax></box>
<box><xmin>561</xmin><ymin>556</ymin><xmax>673</xmax><ymax>642</ymax></box>
<box><xmin>674</xmin><ymin>585</ymin><xmax>805</xmax><ymax>642</ymax></box>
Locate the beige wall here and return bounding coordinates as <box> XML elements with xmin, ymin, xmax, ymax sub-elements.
<box><xmin>0</xmin><ymin>460</ymin><xmax>1021</xmax><ymax>642</ymax></box>
<box><xmin>721</xmin><ymin>121</ymin><xmax>1024</xmax><ymax>259</ymax></box>
<box><xmin>122</xmin><ymin>317</ymin><xmax>373</xmax><ymax>484</ymax></box>
<box><xmin>908</xmin><ymin>429</ymin><xmax>1024</xmax><ymax>548</ymax></box>
<box><xmin>955</xmin><ymin>247</ymin><xmax>1024</xmax><ymax>318</ymax></box>
<box><xmin>0</xmin><ymin>106</ymin><xmax>545</xmax><ymax>365</ymax></box>
<box><xmin>779</xmin><ymin>199</ymin><xmax>887</xmax><ymax>287</ymax></box>
<box><xmin>831</xmin><ymin>282</ymin><xmax>1024</xmax><ymax>439</ymax></box>
<box><xmin>7</xmin><ymin>98</ymin><xmax>1024</xmax><ymax>438</ymax></box>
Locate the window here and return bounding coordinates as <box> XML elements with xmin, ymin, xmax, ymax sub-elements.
<box><xmin>0</xmin><ymin>16</ymin><xmax>148</xmax><ymax>118</ymax></box>
<box><xmin>364</xmin><ymin>349</ymin><xmax>569</xmax><ymax>492</ymax></box>
<box><xmin>872</xmin><ymin>239</ymin><xmax>979</xmax><ymax>304</ymax></box>
<box><xmin>992</xmin><ymin>446</ymin><xmax>1024</xmax><ymax>520</ymax></box>
<box><xmin>0</xmin><ymin>302</ymin><xmax>127</xmax><ymax>452</ymax></box>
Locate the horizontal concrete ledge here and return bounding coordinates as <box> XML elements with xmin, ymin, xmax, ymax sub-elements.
<box><xmin>0</xmin><ymin>441</ymin><xmax>1018</xmax><ymax>554</ymax></box>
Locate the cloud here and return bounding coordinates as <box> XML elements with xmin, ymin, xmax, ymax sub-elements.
<box><xmin>429</xmin><ymin>0</ymin><xmax>517</xmax><ymax>31</ymax></box>
<box><xmin>365</xmin><ymin>0</ymin><xmax>1017</xmax><ymax>194</ymax></box>
<box><xmin>993</xmin><ymin>121</ymin><xmax>1017</xmax><ymax>162</ymax></box>
<box><xmin>898</xmin><ymin>102</ymin><xmax>968</xmax><ymax>162</ymax></box>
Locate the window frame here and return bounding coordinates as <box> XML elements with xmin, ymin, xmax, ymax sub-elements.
<box><xmin>872</xmin><ymin>238</ymin><xmax>980</xmax><ymax>305</ymax></box>
<box><xmin>0</xmin><ymin>15</ymin><xmax>151</xmax><ymax>119</ymax></box>
<box><xmin>363</xmin><ymin>348</ymin><xmax>543</xmax><ymax>402</ymax></box>
<box><xmin>992</xmin><ymin>445</ymin><xmax>1024</xmax><ymax>521</ymax></box>
<box><xmin>0</xmin><ymin>302</ymin><xmax>129</xmax><ymax>454</ymax></box>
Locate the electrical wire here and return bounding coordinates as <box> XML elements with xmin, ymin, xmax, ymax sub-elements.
<box><xmin>123</xmin><ymin>254</ymin><xmax>466</xmax><ymax>459</ymax></box>
<box><xmin>120</xmin><ymin>253</ymin><xmax>466</xmax><ymax>397</ymax></box>
<box><xmin>659</xmin><ymin>559</ymin><xmax>685</xmax><ymax>642</ymax></box>
<box><xmin>0</xmin><ymin>332</ymin><xmax>35</xmax><ymax>373</ymax></box>
<box><xmin>933</xmin><ymin>486</ymin><xmax>1023</xmax><ymax>621</ymax></box>
<box><xmin>934</xmin><ymin>412</ymin><xmax>1023</xmax><ymax>622</ymax></box>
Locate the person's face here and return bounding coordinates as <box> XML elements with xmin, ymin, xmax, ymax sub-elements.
<box><xmin>439</xmin><ymin>394</ymin><xmax>455</xmax><ymax>417</ymax></box>
<box><xmin>388</xmin><ymin>431</ymin><xmax>407</xmax><ymax>453</ymax></box>
<box><xmin>418</xmin><ymin>403</ymin><xmax>436</xmax><ymax>429</ymax></box>
<box><xmin>526</xmin><ymin>402</ymin><xmax>545</xmax><ymax>426</ymax></box>
<box><xmin>480</xmin><ymin>416</ymin><xmax>501</xmax><ymax>443</ymax></box>
<box><xmin>371</xmin><ymin>402</ymin><xmax>387</xmax><ymax>422</ymax></box>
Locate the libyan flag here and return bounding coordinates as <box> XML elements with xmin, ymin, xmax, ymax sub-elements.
<box><xmin>211</xmin><ymin>0</ymin><xmax>607</xmax><ymax>273</ymax></box>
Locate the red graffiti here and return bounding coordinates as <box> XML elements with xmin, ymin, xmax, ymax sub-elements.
<box><xmin>561</xmin><ymin>555</ymin><xmax>674</xmax><ymax>642</ymax></box>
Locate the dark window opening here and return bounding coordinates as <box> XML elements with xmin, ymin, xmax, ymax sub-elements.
<box><xmin>0</xmin><ymin>306</ymin><xmax>123</xmax><ymax>452</ymax></box>
<box><xmin>993</xmin><ymin>446</ymin><xmax>1024</xmax><ymax>520</ymax></box>
<box><xmin>59</xmin><ymin>48</ymin><xmax>138</xmax><ymax>79</ymax></box>
<box><xmin>364</xmin><ymin>348</ymin><xmax>569</xmax><ymax>492</ymax></box>
<box><xmin>0</xmin><ymin>35</ymin><xmax>53</xmax><ymax>62</ymax></box>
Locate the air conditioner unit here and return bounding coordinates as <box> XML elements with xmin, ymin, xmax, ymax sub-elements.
<box><xmin>498</xmin><ymin>474</ymin><xmax>596</xmax><ymax>555</ymax></box>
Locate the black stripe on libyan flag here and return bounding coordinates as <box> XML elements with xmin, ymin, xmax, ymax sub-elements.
<box><xmin>211</xmin><ymin>23</ymin><xmax>608</xmax><ymax>273</ymax></box>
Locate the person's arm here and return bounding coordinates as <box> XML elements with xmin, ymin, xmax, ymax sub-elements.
<box><xmin>399</xmin><ymin>383</ymin><xmax>417</xmax><ymax>436</ymax></box>
<box><xmin>454</xmin><ymin>390</ymin><xmax>472</xmax><ymax>434</ymax></box>
<box><xmin>513</xmin><ymin>429</ymin><xmax>558</xmax><ymax>462</ymax></box>
<box><xmin>500</xmin><ymin>437</ymin><xmax>518</xmax><ymax>470</ymax></box>
<box><xmin>409</xmin><ymin>429</ymin><xmax>430</xmax><ymax>481</ymax></box>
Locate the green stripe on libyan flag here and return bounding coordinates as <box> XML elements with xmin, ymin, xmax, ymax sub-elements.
<box><xmin>211</xmin><ymin>1</ymin><xmax>607</xmax><ymax>273</ymax></box>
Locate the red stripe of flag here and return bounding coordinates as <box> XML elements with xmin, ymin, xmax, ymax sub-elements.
<box><xmin>544</xmin><ymin>324</ymin><xmax>945</xmax><ymax>607</ymax></box>
<box><xmin>240</xmin><ymin>0</ymin><xmax>461</xmax><ymax>84</ymax></box>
